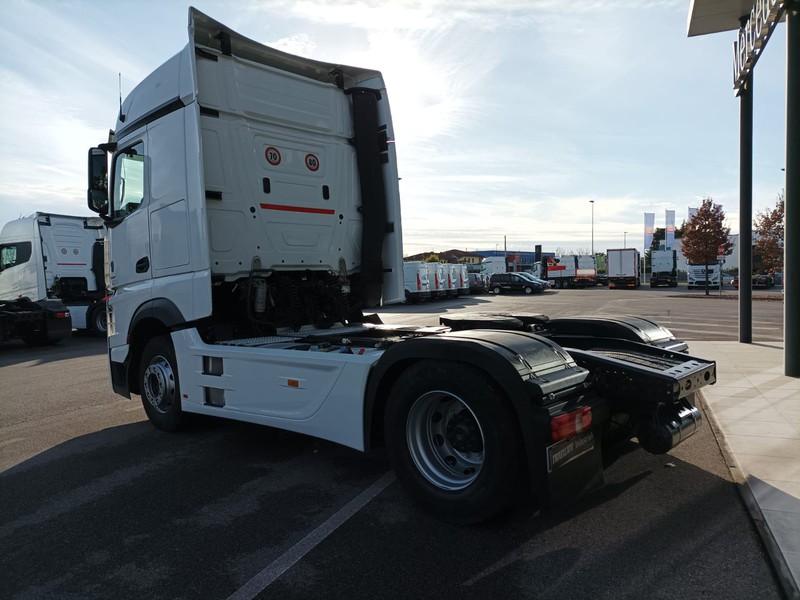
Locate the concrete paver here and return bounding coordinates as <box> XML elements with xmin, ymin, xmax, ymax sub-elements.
<box><xmin>690</xmin><ymin>341</ymin><xmax>800</xmax><ymax>600</ymax></box>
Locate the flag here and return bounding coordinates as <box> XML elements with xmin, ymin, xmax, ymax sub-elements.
<box><xmin>644</xmin><ymin>213</ymin><xmax>655</xmax><ymax>249</ymax></box>
<box><xmin>665</xmin><ymin>209</ymin><xmax>676</xmax><ymax>249</ymax></box>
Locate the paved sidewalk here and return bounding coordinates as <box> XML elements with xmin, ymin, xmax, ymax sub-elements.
<box><xmin>689</xmin><ymin>341</ymin><xmax>800</xmax><ymax>600</ymax></box>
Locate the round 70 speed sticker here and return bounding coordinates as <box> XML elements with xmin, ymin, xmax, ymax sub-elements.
<box><xmin>265</xmin><ymin>147</ymin><xmax>281</xmax><ymax>166</ymax></box>
<box><xmin>305</xmin><ymin>153</ymin><xmax>320</xmax><ymax>172</ymax></box>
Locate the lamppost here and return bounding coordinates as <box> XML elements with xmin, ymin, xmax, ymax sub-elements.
<box><xmin>590</xmin><ymin>200</ymin><xmax>594</xmax><ymax>256</ymax></box>
<box><xmin>624</xmin><ymin>231</ymin><xmax>628</xmax><ymax>247</ymax></box>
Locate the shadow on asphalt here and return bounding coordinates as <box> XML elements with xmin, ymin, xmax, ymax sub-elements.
<box><xmin>0</xmin><ymin>404</ymin><xmax>782</xmax><ymax>600</ymax></box>
<box><xmin>0</xmin><ymin>333</ymin><xmax>106</xmax><ymax>367</ymax></box>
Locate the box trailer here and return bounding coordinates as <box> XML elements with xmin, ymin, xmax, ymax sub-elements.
<box><xmin>607</xmin><ymin>248</ymin><xmax>641</xmax><ymax>289</ymax></box>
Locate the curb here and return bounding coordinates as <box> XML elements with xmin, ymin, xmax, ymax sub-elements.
<box><xmin>697</xmin><ymin>389</ymin><xmax>800</xmax><ymax>600</ymax></box>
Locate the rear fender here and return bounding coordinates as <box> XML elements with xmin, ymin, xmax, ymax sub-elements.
<box><xmin>364</xmin><ymin>329</ymin><xmax>594</xmax><ymax>502</ymax></box>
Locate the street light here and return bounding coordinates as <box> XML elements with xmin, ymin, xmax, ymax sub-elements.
<box><xmin>624</xmin><ymin>231</ymin><xmax>628</xmax><ymax>247</ymax></box>
<box><xmin>590</xmin><ymin>200</ymin><xmax>594</xmax><ymax>256</ymax></box>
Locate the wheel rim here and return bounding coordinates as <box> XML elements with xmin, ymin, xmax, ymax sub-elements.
<box><xmin>406</xmin><ymin>391</ymin><xmax>484</xmax><ymax>491</ymax></box>
<box><xmin>525</xmin><ymin>286</ymin><xmax>532</xmax><ymax>294</ymax></box>
<box><xmin>143</xmin><ymin>355</ymin><xmax>176</xmax><ymax>414</ymax></box>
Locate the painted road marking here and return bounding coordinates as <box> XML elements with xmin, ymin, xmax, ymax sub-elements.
<box><xmin>227</xmin><ymin>471</ymin><xmax>396</xmax><ymax>600</ymax></box>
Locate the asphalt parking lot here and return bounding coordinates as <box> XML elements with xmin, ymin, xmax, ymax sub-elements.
<box><xmin>0</xmin><ymin>288</ymin><xmax>785</xmax><ymax>600</ymax></box>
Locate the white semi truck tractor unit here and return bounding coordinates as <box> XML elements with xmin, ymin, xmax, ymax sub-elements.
<box><xmin>87</xmin><ymin>8</ymin><xmax>715</xmax><ymax>523</ymax></box>
<box><xmin>0</xmin><ymin>213</ymin><xmax>107</xmax><ymax>334</ymax></box>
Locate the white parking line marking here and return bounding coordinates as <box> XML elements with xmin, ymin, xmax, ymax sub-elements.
<box><xmin>227</xmin><ymin>470</ymin><xmax>396</xmax><ymax>600</ymax></box>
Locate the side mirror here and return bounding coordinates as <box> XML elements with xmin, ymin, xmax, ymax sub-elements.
<box><xmin>87</xmin><ymin>147</ymin><xmax>109</xmax><ymax>215</ymax></box>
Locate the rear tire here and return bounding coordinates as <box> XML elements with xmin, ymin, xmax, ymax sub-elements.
<box><xmin>140</xmin><ymin>335</ymin><xmax>183</xmax><ymax>432</ymax></box>
<box><xmin>492</xmin><ymin>286</ymin><xmax>501</xmax><ymax>295</ymax></box>
<box><xmin>89</xmin><ymin>305</ymin><xmax>107</xmax><ymax>336</ymax></box>
<box><xmin>384</xmin><ymin>360</ymin><xmax>526</xmax><ymax>523</ymax></box>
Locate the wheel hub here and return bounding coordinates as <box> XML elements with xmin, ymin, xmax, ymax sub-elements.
<box><xmin>143</xmin><ymin>357</ymin><xmax>175</xmax><ymax>414</ymax></box>
<box><xmin>446</xmin><ymin>410</ymin><xmax>483</xmax><ymax>453</ymax></box>
<box><xmin>406</xmin><ymin>391</ymin><xmax>485</xmax><ymax>490</ymax></box>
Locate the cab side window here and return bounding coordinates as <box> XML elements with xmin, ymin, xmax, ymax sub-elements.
<box><xmin>112</xmin><ymin>142</ymin><xmax>145</xmax><ymax>219</ymax></box>
<box><xmin>0</xmin><ymin>242</ymin><xmax>32</xmax><ymax>271</ymax></box>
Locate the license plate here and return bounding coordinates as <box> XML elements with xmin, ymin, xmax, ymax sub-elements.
<box><xmin>547</xmin><ymin>431</ymin><xmax>595</xmax><ymax>472</ymax></box>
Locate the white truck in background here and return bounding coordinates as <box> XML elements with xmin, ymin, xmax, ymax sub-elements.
<box><xmin>479</xmin><ymin>256</ymin><xmax>507</xmax><ymax>277</ymax></box>
<box><xmin>607</xmin><ymin>248</ymin><xmax>641</xmax><ymax>289</ymax></box>
<box><xmin>85</xmin><ymin>8</ymin><xmax>715</xmax><ymax>524</ymax></box>
<box><xmin>425</xmin><ymin>262</ymin><xmax>447</xmax><ymax>299</ymax></box>
<box><xmin>1</xmin><ymin>213</ymin><xmax>106</xmax><ymax>343</ymax></box>
<box><xmin>574</xmin><ymin>255</ymin><xmax>598</xmax><ymax>287</ymax></box>
<box><xmin>533</xmin><ymin>255</ymin><xmax>593</xmax><ymax>288</ymax></box>
<box><xmin>687</xmin><ymin>262</ymin><xmax>721</xmax><ymax>289</ymax></box>
<box><xmin>402</xmin><ymin>261</ymin><xmax>430</xmax><ymax>303</ymax></box>
<box><xmin>458</xmin><ymin>264</ymin><xmax>469</xmax><ymax>296</ymax></box>
<box><xmin>650</xmin><ymin>250</ymin><xmax>678</xmax><ymax>288</ymax></box>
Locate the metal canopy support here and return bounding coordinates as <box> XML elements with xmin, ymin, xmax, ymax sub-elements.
<box><xmin>786</xmin><ymin>4</ymin><xmax>799</xmax><ymax>377</ymax></box>
<box><xmin>739</xmin><ymin>75</ymin><xmax>753</xmax><ymax>344</ymax></box>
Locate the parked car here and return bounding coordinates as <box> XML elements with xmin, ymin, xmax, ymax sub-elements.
<box><xmin>489</xmin><ymin>272</ymin><xmax>544</xmax><ymax>295</ymax></box>
<box><xmin>468</xmin><ymin>273</ymin><xmax>486</xmax><ymax>294</ymax></box>
<box><xmin>732</xmin><ymin>274</ymin><xmax>775</xmax><ymax>289</ymax></box>
<box><xmin>752</xmin><ymin>274</ymin><xmax>774</xmax><ymax>289</ymax></box>
<box><xmin>517</xmin><ymin>271</ymin><xmax>552</xmax><ymax>289</ymax></box>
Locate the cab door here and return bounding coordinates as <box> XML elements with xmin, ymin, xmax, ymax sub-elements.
<box><xmin>106</xmin><ymin>138</ymin><xmax>153</xmax><ymax>335</ymax></box>
<box><xmin>108</xmin><ymin>140</ymin><xmax>150</xmax><ymax>288</ymax></box>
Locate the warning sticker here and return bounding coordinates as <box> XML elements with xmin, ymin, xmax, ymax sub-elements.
<box><xmin>305</xmin><ymin>153</ymin><xmax>320</xmax><ymax>172</ymax></box>
<box><xmin>265</xmin><ymin>147</ymin><xmax>281</xmax><ymax>166</ymax></box>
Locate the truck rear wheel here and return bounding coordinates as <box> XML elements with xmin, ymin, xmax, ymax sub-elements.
<box><xmin>89</xmin><ymin>305</ymin><xmax>107</xmax><ymax>336</ymax></box>
<box><xmin>140</xmin><ymin>336</ymin><xmax>183</xmax><ymax>432</ymax></box>
<box><xmin>384</xmin><ymin>360</ymin><xmax>525</xmax><ymax>523</ymax></box>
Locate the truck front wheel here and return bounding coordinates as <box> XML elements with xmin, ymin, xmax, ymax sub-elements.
<box><xmin>385</xmin><ymin>360</ymin><xmax>525</xmax><ymax>523</ymax></box>
<box><xmin>140</xmin><ymin>336</ymin><xmax>183</xmax><ymax>432</ymax></box>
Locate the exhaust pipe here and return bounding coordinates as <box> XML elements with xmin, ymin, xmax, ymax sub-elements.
<box><xmin>637</xmin><ymin>400</ymin><xmax>702</xmax><ymax>455</ymax></box>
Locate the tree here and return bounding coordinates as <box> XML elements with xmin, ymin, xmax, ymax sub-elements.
<box><xmin>423</xmin><ymin>254</ymin><xmax>440</xmax><ymax>263</ymax></box>
<box><xmin>754</xmin><ymin>190</ymin><xmax>784</xmax><ymax>275</ymax></box>
<box><xmin>681</xmin><ymin>198</ymin><xmax>734</xmax><ymax>295</ymax></box>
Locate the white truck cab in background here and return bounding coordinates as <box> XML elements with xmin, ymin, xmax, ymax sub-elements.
<box><xmin>0</xmin><ymin>213</ymin><xmax>106</xmax><ymax>337</ymax></box>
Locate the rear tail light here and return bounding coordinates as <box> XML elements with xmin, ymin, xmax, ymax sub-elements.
<box><xmin>551</xmin><ymin>407</ymin><xmax>592</xmax><ymax>441</ymax></box>
<box><xmin>417</xmin><ymin>273</ymin><xmax>421</xmax><ymax>291</ymax></box>
<box><xmin>55</xmin><ymin>311</ymin><xmax>70</xmax><ymax>319</ymax></box>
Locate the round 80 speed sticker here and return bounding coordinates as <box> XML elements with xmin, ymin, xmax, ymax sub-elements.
<box><xmin>305</xmin><ymin>153</ymin><xmax>320</xmax><ymax>172</ymax></box>
<box><xmin>265</xmin><ymin>147</ymin><xmax>281</xmax><ymax>166</ymax></box>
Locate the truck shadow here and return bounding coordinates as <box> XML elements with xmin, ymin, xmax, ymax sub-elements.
<box><xmin>0</xmin><ymin>411</ymin><xmax>783</xmax><ymax>600</ymax></box>
<box><xmin>0</xmin><ymin>334</ymin><xmax>107</xmax><ymax>367</ymax></box>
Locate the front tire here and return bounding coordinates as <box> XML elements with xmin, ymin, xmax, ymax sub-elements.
<box><xmin>140</xmin><ymin>335</ymin><xmax>183</xmax><ymax>432</ymax></box>
<box><xmin>384</xmin><ymin>360</ymin><xmax>526</xmax><ymax>523</ymax></box>
<box><xmin>524</xmin><ymin>286</ymin><xmax>532</xmax><ymax>295</ymax></box>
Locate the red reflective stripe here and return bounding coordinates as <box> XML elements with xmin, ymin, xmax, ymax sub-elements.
<box><xmin>260</xmin><ymin>203</ymin><xmax>335</xmax><ymax>215</ymax></box>
<box><xmin>417</xmin><ymin>273</ymin><xmax>421</xmax><ymax>290</ymax></box>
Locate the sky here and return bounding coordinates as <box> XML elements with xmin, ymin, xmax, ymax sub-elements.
<box><xmin>0</xmin><ymin>0</ymin><xmax>789</xmax><ymax>257</ymax></box>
